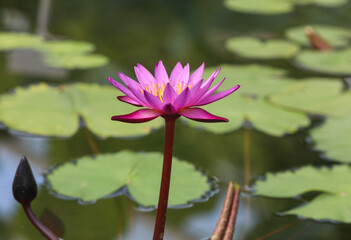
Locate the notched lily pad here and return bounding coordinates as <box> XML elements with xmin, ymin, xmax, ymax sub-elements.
<box><xmin>0</xmin><ymin>32</ymin><xmax>43</xmax><ymax>50</ymax></box>
<box><xmin>254</xmin><ymin>165</ymin><xmax>351</xmax><ymax>223</ymax></box>
<box><xmin>270</xmin><ymin>78</ymin><xmax>351</xmax><ymax>117</ymax></box>
<box><xmin>0</xmin><ymin>83</ymin><xmax>163</xmax><ymax>138</ymax></box>
<box><xmin>184</xmin><ymin>65</ymin><xmax>309</xmax><ymax>136</ymax></box>
<box><xmin>226</xmin><ymin>37</ymin><xmax>299</xmax><ymax>59</ymax></box>
<box><xmin>295</xmin><ymin>48</ymin><xmax>351</xmax><ymax>76</ymax></box>
<box><xmin>46</xmin><ymin>151</ymin><xmax>212</xmax><ymax>207</ymax></box>
<box><xmin>311</xmin><ymin>113</ymin><xmax>351</xmax><ymax>163</ymax></box>
<box><xmin>286</xmin><ymin>24</ymin><xmax>351</xmax><ymax>48</ymax></box>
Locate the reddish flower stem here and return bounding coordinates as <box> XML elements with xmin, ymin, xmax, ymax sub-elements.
<box><xmin>22</xmin><ymin>204</ymin><xmax>59</xmax><ymax>240</ymax></box>
<box><xmin>153</xmin><ymin>115</ymin><xmax>177</xmax><ymax>240</ymax></box>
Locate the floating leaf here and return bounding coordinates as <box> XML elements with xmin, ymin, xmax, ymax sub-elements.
<box><xmin>223</xmin><ymin>0</ymin><xmax>293</xmax><ymax>14</ymax></box>
<box><xmin>286</xmin><ymin>24</ymin><xmax>351</xmax><ymax>48</ymax></box>
<box><xmin>46</xmin><ymin>151</ymin><xmax>211</xmax><ymax>207</ymax></box>
<box><xmin>44</xmin><ymin>54</ymin><xmax>109</xmax><ymax>69</ymax></box>
<box><xmin>0</xmin><ymin>32</ymin><xmax>43</xmax><ymax>50</ymax></box>
<box><xmin>295</xmin><ymin>48</ymin><xmax>351</xmax><ymax>76</ymax></box>
<box><xmin>311</xmin><ymin>113</ymin><xmax>351</xmax><ymax>163</ymax></box>
<box><xmin>270</xmin><ymin>78</ymin><xmax>351</xmax><ymax>117</ymax></box>
<box><xmin>226</xmin><ymin>37</ymin><xmax>299</xmax><ymax>59</ymax></box>
<box><xmin>36</xmin><ymin>40</ymin><xmax>95</xmax><ymax>54</ymax></box>
<box><xmin>184</xmin><ymin>65</ymin><xmax>309</xmax><ymax>136</ymax></box>
<box><xmin>0</xmin><ymin>83</ymin><xmax>163</xmax><ymax>138</ymax></box>
<box><xmin>0</xmin><ymin>83</ymin><xmax>78</xmax><ymax>137</ymax></box>
<box><xmin>224</xmin><ymin>0</ymin><xmax>347</xmax><ymax>14</ymax></box>
<box><xmin>254</xmin><ymin>165</ymin><xmax>351</xmax><ymax>223</ymax></box>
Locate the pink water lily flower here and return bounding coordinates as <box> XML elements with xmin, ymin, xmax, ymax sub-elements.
<box><xmin>108</xmin><ymin>61</ymin><xmax>240</xmax><ymax>123</ymax></box>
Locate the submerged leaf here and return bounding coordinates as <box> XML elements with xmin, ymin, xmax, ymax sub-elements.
<box><xmin>226</xmin><ymin>37</ymin><xmax>299</xmax><ymax>59</ymax></box>
<box><xmin>46</xmin><ymin>151</ymin><xmax>212</xmax><ymax>207</ymax></box>
<box><xmin>254</xmin><ymin>165</ymin><xmax>351</xmax><ymax>223</ymax></box>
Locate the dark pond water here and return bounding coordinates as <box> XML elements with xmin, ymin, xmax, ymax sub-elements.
<box><xmin>1</xmin><ymin>0</ymin><xmax>351</xmax><ymax>239</ymax></box>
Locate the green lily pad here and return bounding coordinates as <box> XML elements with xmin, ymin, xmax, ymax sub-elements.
<box><xmin>224</xmin><ymin>0</ymin><xmax>347</xmax><ymax>14</ymax></box>
<box><xmin>0</xmin><ymin>83</ymin><xmax>163</xmax><ymax>138</ymax></box>
<box><xmin>295</xmin><ymin>48</ymin><xmax>351</xmax><ymax>76</ymax></box>
<box><xmin>0</xmin><ymin>83</ymin><xmax>78</xmax><ymax>137</ymax></box>
<box><xmin>286</xmin><ymin>24</ymin><xmax>351</xmax><ymax>48</ymax></box>
<box><xmin>65</xmin><ymin>83</ymin><xmax>163</xmax><ymax>138</ymax></box>
<box><xmin>36</xmin><ymin>40</ymin><xmax>95</xmax><ymax>54</ymax></box>
<box><xmin>311</xmin><ymin>113</ymin><xmax>351</xmax><ymax>163</ymax></box>
<box><xmin>270</xmin><ymin>78</ymin><xmax>351</xmax><ymax>117</ymax></box>
<box><xmin>0</xmin><ymin>32</ymin><xmax>43</xmax><ymax>50</ymax></box>
<box><xmin>223</xmin><ymin>0</ymin><xmax>293</xmax><ymax>14</ymax></box>
<box><xmin>185</xmin><ymin>95</ymin><xmax>309</xmax><ymax>137</ymax></box>
<box><xmin>44</xmin><ymin>53</ymin><xmax>109</xmax><ymax>69</ymax></box>
<box><xmin>46</xmin><ymin>151</ymin><xmax>212</xmax><ymax>206</ymax></box>
<box><xmin>226</xmin><ymin>37</ymin><xmax>299</xmax><ymax>59</ymax></box>
<box><xmin>254</xmin><ymin>165</ymin><xmax>351</xmax><ymax>223</ymax></box>
<box><xmin>184</xmin><ymin>64</ymin><xmax>309</xmax><ymax>136</ymax></box>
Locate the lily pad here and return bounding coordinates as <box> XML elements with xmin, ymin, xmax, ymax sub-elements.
<box><xmin>226</xmin><ymin>37</ymin><xmax>299</xmax><ymax>59</ymax></box>
<box><xmin>0</xmin><ymin>83</ymin><xmax>163</xmax><ymax>138</ymax></box>
<box><xmin>286</xmin><ymin>24</ymin><xmax>351</xmax><ymax>48</ymax></box>
<box><xmin>0</xmin><ymin>83</ymin><xmax>78</xmax><ymax>137</ymax></box>
<box><xmin>311</xmin><ymin>113</ymin><xmax>351</xmax><ymax>163</ymax></box>
<box><xmin>224</xmin><ymin>0</ymin><xmax>347</xmax><ymax>14</ymax></box>
<box><xmin>36</xmin><ymin>40</ymin><xmax>95</xmax><ymax>54</ymax></box>
<box><xmin>46</xmin><ymin>151</ymin><xmax>212</xmax><ymax>207</ymax></box>
<box><xmin>44</xmin><ymin>54</ymin><xmax>109</xmax><ymax>69</ymax></box>
<box><xmin>223</xmin><ymin>0</ymin><xmax>293</xmax><ymax>14</ymax></box>
<box><xmin>0</xmin><ymin>32</ymin><xmax>43</xmax><ymax>50</ymax></box>
<box><xmin>295</xmin><ymin>48</ymin><xmax>351</xmax><ymax>76</ymax></box>
<box><xmin>270</xmin><ymin>78</ymin><xmax>351</xmax><ymax>117</ymax></box>
<box><xmin>254</xmin><ymin>165</ymin><xmax>351</xmax><ymax>223</ymax></box>
<box><xmin>184</xmin><ymin>64</ymin><xmax>309</xmax><ymax>136</ymax></box>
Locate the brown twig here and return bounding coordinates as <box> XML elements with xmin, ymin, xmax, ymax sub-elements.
<box><xmin>305</xmin><ymin>26</ymin><xmax>331</xmax><ymax>51</ymax></box>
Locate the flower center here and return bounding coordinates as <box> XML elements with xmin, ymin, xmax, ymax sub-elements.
<box><xmin>142</xmin><ymin>82</ymin><xmax>190</xmax><ymax>102</ymax></box>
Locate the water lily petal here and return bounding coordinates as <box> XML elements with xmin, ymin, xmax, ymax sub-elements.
<box><xmin>117</xmin><ymin>72</ymin><xmax>140</xmax><ymax>89</ymax></box>
<box><xmin>111</xmin><ymin>109</ymin><xmax>162</xmax><ymax>123</ymax></box>
<box><xmin>196</xmin><ymin>85</ymin><xmax>240</xmax><ymax>106</ymax></box>
<box><xmin>155</xmin><ymin>60</ymin><xmax>169</xmax><ymax>83</ymax></box>
<box><xmin>187</xmin><ymin>72</ymin><xmax>218</xmax><ymax>105</ymax></box>
<box><xmin>108</xmin><ymin>77</ymin><xmax>142</xmax><ymax>104</ymax></box>
<box><xmin>127</xmin><ymin>84</ymin><xmax>151</xmax><ymax>107</ymax></box>
<box><xmin>135</xmin><ymin>64</ymin><xmax>155</xmax><ymax>86</ymax></box>
<box><xmin>189</xmin><ymin>62</ymin><xmax>204</xmax><ymax>86</ymax></box>
<box><xmin>178</xmin><ymin>108</ymin><xmax>228</xmax><ymax>122</ymax></box>
<box><xmin>195</xmin><ymin>78</ymin><xmax>226</xmax><ymax>104</ymax></box>
<box><xmin>179</xmin><ymin>63</ymin><xmax>190</xmax><ymax>84</ymax></box>
<box><xmin>174</xmin><ymin>87</ymin><xmax>191</xmax><ymax>109</ymax></box>
<box><xmin>170</xmin><ymin>62</ymin><xmax>183</xmax><ymax>84</ymax></box>
<box><xmin>162</xmin><ymin>83</ymin><xmax>177</xmax><ymax>104</ymax></box>
<box><xmin>117</xmin><ymin>96</ymin><xmax>143</xmax><ymax>107</ymax></box>
<box><xmin>163</xmin><ymin>103</ymin><xmax>178</xmax><ymax>115</ymax></box>
<box><xmin>144</xmin><ymin>90</ymin><xmax>163</xmax><ymax>110</ymax></box>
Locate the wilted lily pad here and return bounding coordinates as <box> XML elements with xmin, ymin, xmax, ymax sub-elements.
<box><xmin>226</xmin><ymin>37</ymin><xmax>299</xmax><ymax>59</ymax></box>
<box><xmin>254</xmin><ymin>165</ymin><xmax>351</xmax><ymax>223</ymax></box>
<box><xmin>0</xmin><ymin>32</ymin><xmax>43</xmax><ymax>50</ymax></box>
<box><xmin>46</xmin><ymin>151</ymin><xmax>212</xmax><ymax>207</ymax></box>
<box><xmin>270</xmin><ymin>78</ymin><xmax>351</xmax><ymax>117</ymax></box>
<box><xmin>311</xmin><ymin>113</ymin><xmax>351</xmax><ymax>163</ymax></box>
<box><xmin>44</xmin><ymin>54</ymin><xmax>109</xmax><ymax>69</ymax></box>
<box><xmin>295</xmin><ymin>48</ymin><xmax>351</xmax><ymax>76</ymax></box>
<box><xmin>0</xmin><ymin>83</ymin><xmax>163</xmax><ymax>138</ymax></box>
<box><xmin>286</xmin><ymin>24</ymin><xmax>351</xmax><ymax>48</ymax></box>
<box><xmin>184</xmin><ymin>65</ymin><xmax>310</xmax><ymax>136</ymax></box>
